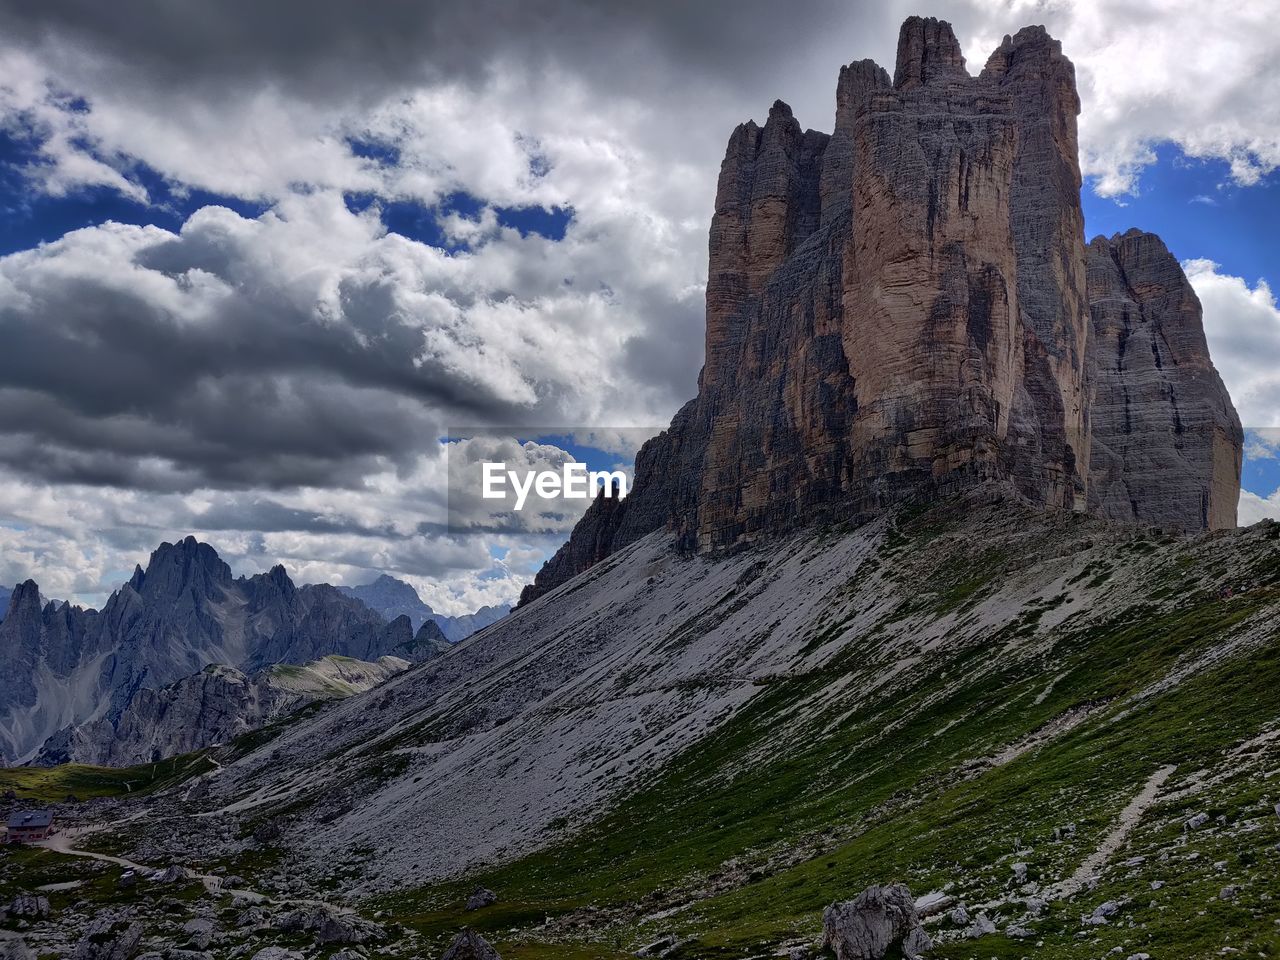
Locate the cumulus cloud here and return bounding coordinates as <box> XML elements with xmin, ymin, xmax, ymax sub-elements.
<box><xmin>1239</xmin><ymin>489</ymin><xmax>1280</xmax><ymax>526</ymax></box>
<box><xmin>963</xmin><ymin>0</ymin><xmax>1280</xmax><ymax>195</ymax></box>
<box><xmin>1184</xmin><ymin>259</ymin><xmax>1280</xmax><ymax>427</ymax></box>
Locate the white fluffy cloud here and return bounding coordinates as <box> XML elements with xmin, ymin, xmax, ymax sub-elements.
<box><xmin>1239</xmin><ymin>489</ymin><xmax>1280</xmax><ymax>525</ymax></box>
<box><xmin>963</xmin><ymin>0</ymin><xmax>1280</xmax><ymax>195</ymax></box>
<box><xmin>1185</xmin><ymin>259</ymin><xmax>1280</xmax><ymax>428</ymax></box>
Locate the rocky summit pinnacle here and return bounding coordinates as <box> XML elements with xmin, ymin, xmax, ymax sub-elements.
<box><xmin>522</xmin><ymin>16</ymin><xmax>1241</xmax><ymax>604</ymax></box>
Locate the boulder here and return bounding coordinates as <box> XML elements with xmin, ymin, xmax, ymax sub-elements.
<box><xmin>71</xmin><ymin>916</ymin><xmax>143</xmax><ymax>960</ymax></box>
<box><xmin>273</xmin><ymin>904</ymin><xmax>385</xmax><ymax>945</ymax></box>
<box><xmin>154</xmin><ymin>864</ymin><xmax>190</xmax><ymax>884</ymax></box>
<box><xmin>821</xmin><ymin>884</ymin><xmax>931</xmax><ymax>960</ymax></box>
<box><xmin>1083</xmin><ymin>901</ymin><xmax>1119</xmax><ymax>926</ymax></box>
<box><xmin>964</xmin><ymin>914</ymin><xmax>997</xmax><ymax>939</ymax></box>
<box><xmin>912</xmin><ymin>891</ymin><xmax>953</xmax><ymax>917</ymax></box>
<box><xmin>5</xmin><ymin>895</ymin><xmax>50</xmax><ymax>918</ymax></box>
<box><xmin>182</xmin><ymin>917</ymin><xmax>215</xmax><ymax>949</ymax></box>
<box><xmin>465</xmin><ymin>887</ymin><xmax>498</xmax><ymax>911</ymax></box>
<box><xmin>0</xmin><ymin>939</ymin><xmax>36</xmax><ymax>960</ymax></box>
<box><xmin>440</xmin><ymin>929</ymin><xmax>502</xmax><ymax>960</ymax></box>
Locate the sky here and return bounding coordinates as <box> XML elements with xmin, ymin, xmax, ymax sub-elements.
<box><xmin>0</xmin><ymin>0</ymin><xmax>1279</xmax><ymax>612</ymax></box>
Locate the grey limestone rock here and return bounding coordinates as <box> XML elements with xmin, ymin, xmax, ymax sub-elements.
<box><xmin>821</xmin><ymin>884</ymin><xmax>930</xmax><ymax>960</ymax></box>
<box><xmin>440</xmin><ymin>929</ymin><xmax>502</xmax><ymax>960</ymax></box>
<box><xmin>71</xmin><ymin>915</ymin><xmax>143</xmax><ymax>960</ymax></box>
<box><xmin>521</xmin><ymin>16</ymin><xmax>1241</xmax><ymax>606</ymax></box>
<box><xmin>1086</xmin><ymin>230</ymin><xmax>1242</xmax><ymax>530</ymax></box>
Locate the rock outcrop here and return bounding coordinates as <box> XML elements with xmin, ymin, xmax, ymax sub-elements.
<box><xmin>440</xmin><ymin>930</ymin><xmax>502</xmax><ymax>960</ymax></box>
<box><xmin>521</xmin><ymin>16</ymin><xmax>1241</xmax><ymax>604</ymax></box>
<box><xmin>821</xmin><ymin>884</ymin><xmax>931</xmax><ymax>960</ymax></box>
<box><xmin>36</xmin><ymin>655</ymin><xmax>410</xmax><ymax>766</ymax></box>
<box><xmin>1086</xmin><ymin>230</ymin><xmax>1243</xmax><ymax>530</ymax></box>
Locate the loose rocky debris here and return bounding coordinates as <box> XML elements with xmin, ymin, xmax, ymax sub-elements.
<box><xmin>635</xmin><ymin>933</ymin><xmax>694</xmax><ymax>957</ymax></box>
<box><xmin>440</xmin><ymin>928</ymin><xmax>502</xmax><ymax>960</ymax></box>
<box><xmin>464</xmin><ymin>887</ymin><xmax>497</xmax><ymax>911</ymax></box>
<box><xmin>71</xmin><ymin>914</ymin><xmax>142</xmax><ymax>960</ymax></box>
<box><xmin>2</xmin><ymin>895</ymin><xmax>50</xmax><ymax>920</ymax></box>
<box><xmin>272</xmin><ymin>903</ymin><xmax>386</xmax><ymax>944</ymax></box>
<box><xmin>820</xmin><ymin>884</ymin><xmax>931</xmax><ymax>960</ymax></box>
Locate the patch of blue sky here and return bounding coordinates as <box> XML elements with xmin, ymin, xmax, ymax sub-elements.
<box><xmin>343</xmin><ymin>187</ymin><xmax>571</xmax><ymax>250</ymax></box>
<box><xmin>1242</xmin><ymin>428</ymin><xmax>1280</xmax><ymax>498</ymax></box>
<box><xmin>1082</xmin><ymin>143</ymin><xmax>1280</xmax><ymax>287</ymax></box>
<box><xmin>0</xmin><ymin>130</ymin><xmax>268</xmax><ymax>255</ymax></box>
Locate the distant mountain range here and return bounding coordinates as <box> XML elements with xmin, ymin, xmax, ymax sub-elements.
<box><xmin>339</xmin><ymin>574</ymin><xmax>509</xmax><ymax>643</ymax></box>
<box><xmin>0</xmin><ymin>538</ymin><xmax>501</xmax><ymax>765</ymax></box>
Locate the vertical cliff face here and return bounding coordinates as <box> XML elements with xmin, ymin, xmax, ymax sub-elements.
<box><xmin>982</xmin><ymin>26</ymin><xmax>1092</xmax><ymax>510</ymax></box>
<box><xmin>520</xmin><ymin>16</ymin><xmax>1242</xmax><ymax>605</ymax></box>
<box><xmin>1086</xmin><ymin>230</ymin><xmax>1243</xmax><ymax>530</ymax></box>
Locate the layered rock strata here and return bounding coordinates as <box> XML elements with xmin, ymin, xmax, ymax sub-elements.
<box><xmin>1086</xmin><ymin>230</ymin><xmax>1243</xmax><ymax>530</ymax></box>
<box><xmin>522</xmin><ymin>17</ymin><xmax>1241</xmax><ymax>604</ymax></box>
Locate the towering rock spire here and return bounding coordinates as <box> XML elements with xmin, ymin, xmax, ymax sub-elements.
<box><xmin>520</xmin><ymin>16</ymin><xmax>1243</xmax><ymax>605</ymax></box>
<box><xmin>703</xmin><ymin>100</ymin><xmax>828</xmax><ymax>391</ymax></box>
<box><xmin>1087</xmin><ymin>230</ymin><xmax>1243</xmax><ymax>529</ymax></box>
<box><xmin>893</xmin><ymin>15</ymin><xmax>967</xmax><ymax>88</ymax></box>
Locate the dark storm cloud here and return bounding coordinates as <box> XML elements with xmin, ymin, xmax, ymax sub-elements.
<box><xmin>0</xmin><ymin>0</ymin><xmax>907</xmax><ymax>110</ymax></box>
<box><xmin>0</xmin><ymin>203</ymin><xmax>571</xmax><ymax>491</ymax></box>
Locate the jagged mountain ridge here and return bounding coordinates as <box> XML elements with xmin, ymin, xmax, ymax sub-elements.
<box><xmin>0</xmin><ymin>537</ymin><xmax>424</xmax><ymax>764</ymax></box>
<box><xmin>521</xmin><ymin>17</ymin><xmax>1241</xmax><ymax>604</ymax></box>
<box><xmin>339</xmin><ymin>573</ymin><xmax>509</xmax><ymax>642</ymax></box>
<box><xmin>35</xmin><ymin>654</ymin><xmax>411</xmax><ymax>767</ymax></box>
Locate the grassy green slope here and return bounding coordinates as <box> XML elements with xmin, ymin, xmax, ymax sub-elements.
<box><xmin>0</xmin><ymin>751</ymin><xmax>217</xmax><ymax>803</ymax></box>
<box><xmin>386</xmin><ymin>509</ymin><xmax>1280</xmax><ymax>960</ymax></box>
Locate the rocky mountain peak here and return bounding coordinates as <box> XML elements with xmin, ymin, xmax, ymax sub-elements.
<box><xmin>521</xmin><ymin>16</ymin><xmax>1243</xmax><ymax>605</ymax></box>
<box><xmin>893</xmin><ymin>15</ymin><xmax>967</xmax><ymax>88</ymax></box>
<box><xmin>766</xmin><ymin>98</ymin><xmax>794</xmax><ymax>121</ymax></box>
<box><xmin>262</xmin><ymin>563</ymin><xmax>297</xmax><ymax>595</ymax></box>
<box><xmin>8</xmin><ymin>579</ymin><xmax>43</xmax><ymax>619</ymax></box>
<box><xmin>137</xmin><ymin>535</ymin><xmax>233</xmax><ymax>604</ymax></box>
<box><xmin>369</xmin><ymin>573</ymin><xmax>429</xmax><ymax>605</ymax></box>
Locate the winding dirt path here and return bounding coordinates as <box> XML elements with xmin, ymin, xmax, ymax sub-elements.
<box><xmin>34</xmin><ymin>822</ymin><xmax>350</xmax><ymax>913</ymax></box>
<box><xmin>1046</xmin><ymin>764</ymin><xmax>1176</xmax><ymax>900</ymax></box>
